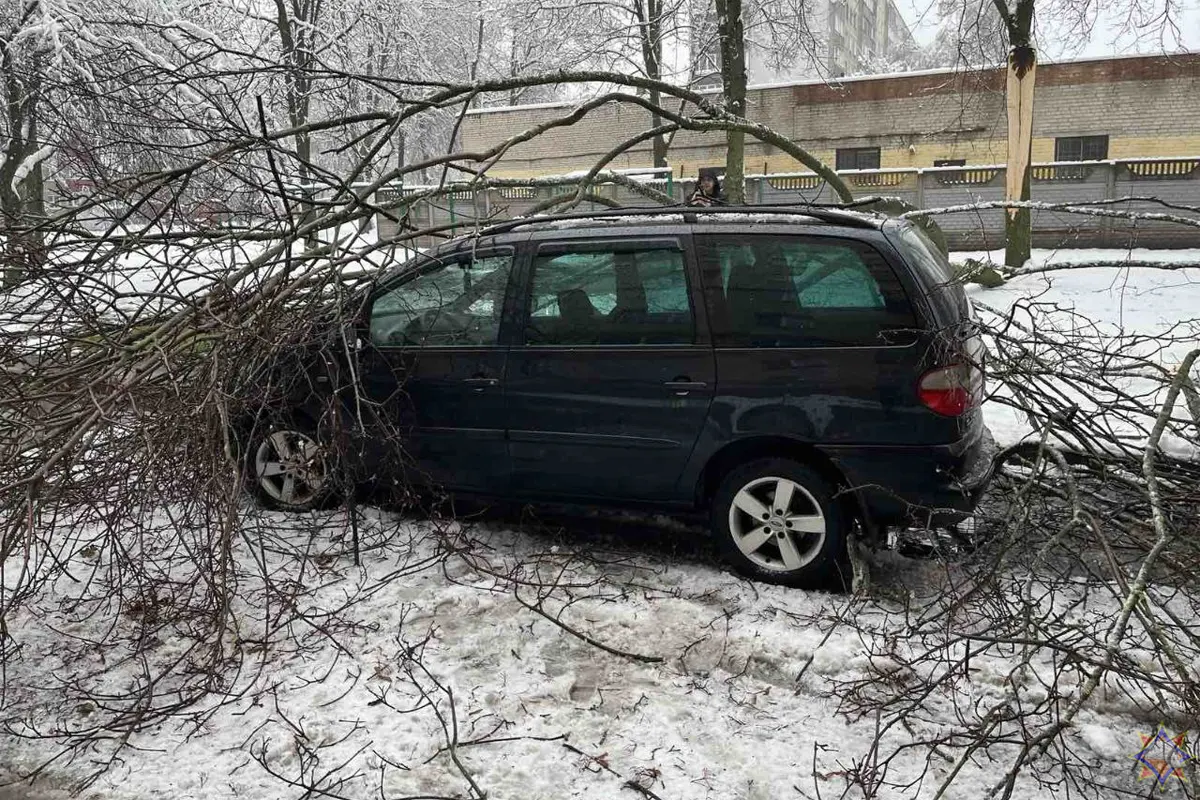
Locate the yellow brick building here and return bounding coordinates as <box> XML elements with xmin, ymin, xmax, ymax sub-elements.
<box><xmin>460</xmin><ymin>53</ymin><xmax>1200</xmax><ymax>180</ymax></box>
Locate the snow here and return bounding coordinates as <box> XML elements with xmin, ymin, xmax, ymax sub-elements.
<box><xmin>10</xmin><ymin>145</ymin><xmax>54</xmax><ymax>195</ymax></box>
<box><xmin>956</xmin><ymin>251</ymin><xmax>1200</xmax><ymax>451</ymax></box>
<box><xmin>1078</xmin><ymin>724</ymin><xmax>1124</xmax><ymax>759</ymax></box>
<box><xmin>466</xmin><ymin>99</ymin><xmax>575</xmax><ymax>115</ymax></box>
<box><xmin>3</xmin><ymin>512</ymin><xmax>1124</xmax><ymax>800</ymax></box>
<box><xmin>735</xmin><ymin>50</ymin><xmax>1174</xmax><ymax>91</ymax></box>
<box><xmin>531</xmin><ymin>214</ymin><xmax>688</xmax><ymax>228</ymax></box>
<box><xmin>3</xmin><ymin>253</ymin><xmax>1198</xmax><ymax>799</ymax></box>
<box><xmin>166</xmin><ymin>19</ymin><xmax>227</xmax><ymax>49</ymax></box>
<box><xmin>0</xmin><ymin>225</ymin><xmax>410</xmax><ymax>334</ymax></box>
<box><xmin>953</xmin><ymin>247</ymin><xmax>1200</xmax><ymax>269</ymax></box>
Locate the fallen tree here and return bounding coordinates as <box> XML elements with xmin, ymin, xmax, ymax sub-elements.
<box><xmin>1</xmin><ymin>61</ymin><xmax>1199</xmax><ymax>798</ymax></box>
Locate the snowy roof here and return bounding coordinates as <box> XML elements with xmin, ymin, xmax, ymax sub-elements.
<box><xmin>464</xmin><ymin>52</ymin><xmax>1198</xmax><ymax>116</ymax></box>
<box><xmin>485</xmin><ymin>206</ymin><xmax>886</xmax><ymax>234</ymax></box>
<box><xmin>516</xmin><ymin>214</ymin><xmax>688</xmax><ymax>230</ymax></box>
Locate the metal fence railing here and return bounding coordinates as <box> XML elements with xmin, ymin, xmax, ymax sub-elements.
<box><xmin>375</xmin><ymin>158</ymin><xmax>1200</xmax><ymax>250</ymax></box>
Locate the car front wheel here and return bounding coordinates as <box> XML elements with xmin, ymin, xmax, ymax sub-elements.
<box><xmin>247</xmin><ymin>423</ymin><xmax>332</xmax><ymax>512</ymax></box>
<box><xmin>712</xmin><ymin>458</ymin><xmax>846</xmax><ymax>589</ymax></box>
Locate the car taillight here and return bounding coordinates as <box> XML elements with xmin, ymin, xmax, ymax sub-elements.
<box><xmin>919</xmin><ymin>364</ymin><xmax>976</xmax><ymax>417</ymax></box>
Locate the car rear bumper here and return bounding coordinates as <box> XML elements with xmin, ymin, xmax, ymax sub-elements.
<box><xmin>826</xmin><ymin>423</ymin><xmax>997</xmax><ymax>527</ymax></box>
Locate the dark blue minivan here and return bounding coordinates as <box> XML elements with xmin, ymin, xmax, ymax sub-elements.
<box><xmin>247</xmin><ymin>207</ymin><xmax>993</xmax><ymax>588</ymax></box>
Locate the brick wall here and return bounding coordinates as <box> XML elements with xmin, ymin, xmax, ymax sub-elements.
<box><xmin>460</xmin><ymin>54</ymin><xmax>1200</xmax><ymax>178</ymax></box>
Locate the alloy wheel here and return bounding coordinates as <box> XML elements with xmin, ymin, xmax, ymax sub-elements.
<box><xmin>727</xmin><ymin>475</ymin><xmax>827</xmax><ymax>572</ymax></box>
<box><xmin>254</xmin><ymin>429</ymin><xmax>327</xmax><ymax>508</ymax></box>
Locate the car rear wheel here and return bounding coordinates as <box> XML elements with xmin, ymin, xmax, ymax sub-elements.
<box><xmin>247</xmin><ymin>423</ymin><xmax>333</xmax><ymax>512</ymax></box>
<box><xmin>712</xmin><ymin>458</ymin><xmax>846</xmax><ymax>589</ymax></box>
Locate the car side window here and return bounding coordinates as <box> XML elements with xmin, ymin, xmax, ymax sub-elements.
<box><xmin>698</xmin><ymin>235</ymin><xmax>915</xmax><ymax>348</ymax></box>
<box><xmin>525</xmin><ymin>246</ymin><xmax>694</xmax><ymax>345</ymax></box>
<box><xmin>369</xmin><ymin>253</ymin><xmax>513</xmax><ymax>347</ymax></box>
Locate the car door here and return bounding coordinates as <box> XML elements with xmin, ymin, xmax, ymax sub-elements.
<box><xmin>504</xmin><ymin>235</ymin><xmax>716</xmax><ymax>502</ymax></box>
<box><xmin>359</xmin><ymin>247</ymin><xmax>517</xmax><ymax>493</ymax></box>
<box><xmin>690</xmin><ymin>231</ymin><xmax>928</xmax><ymax>448</ymax></box>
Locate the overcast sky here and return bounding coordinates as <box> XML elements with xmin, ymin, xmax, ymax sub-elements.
<box><xmin>895</xmin><ymin>0</ymin><xmax>1200</xmax><ymax>59</ymax></box>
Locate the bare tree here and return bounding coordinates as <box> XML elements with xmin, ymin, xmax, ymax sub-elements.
<box><xmin>701</xmin><ymin>0</ymin><xmax>825</xmax><ymax>202</ymax></box>
<box><xmin>918</xmin><ymin>0</ymin><xmax>1011</xmax><ymax>67</ymax></box>
<box><xmin>997</xmin><ymin>0</ymin><xmax>1037</xmax><ymax>268</ymax></box>
<box><xmin>0</xmin><ymin>0</ymin><xmax>54</xmax><ymax>288</ymax></box>
<box><xmin>633</xmin><ymin>0</ymin><xmax>672</xmax><ymax>167</ymax></box>
<box><xmin>6</xmin><ymin>5</ymin><xmax>1196</xmax><ymax>797</ymax></box>
<box><xmin>925</xmin><ymin>0</ymin><xmax>1189</xmax><ymax>267</ymax></box>
<box><xmin>714</xmin><ymin>0</ymin><xmax>748</xmax><ymax>202</ymax></box>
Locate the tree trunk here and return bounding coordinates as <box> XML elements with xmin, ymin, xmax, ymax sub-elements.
<box><xmin>1</xmin><ymin>217</ymin><xmax>22</xmax><ymax>290</ymax></box>
<box><xmin>1004</xmin><ymin>159</ymin><xmax>1032</xmax><ymax>269</ymax></box>
<box><xmin>999</xmin><ymin>0</ymin><xmax>1035</xmax><ymax>267</ymax></box>
<box><xmin>1</xmin><ymin>263</ymin><xmax>17</xmax><ymax>292</ymax></box>
<box><xmin>2</xmin><ymin>225</ymin><xmax>44</xmax><ymax>290</ymax></box>
<box><xmin>0</xmin><ymin>62</ymin><xmax>45</xmax><ymax>290</ymax></box>
<box><xmin>2</xmin><ymin>153</ymin><xmax>47</xmax><ymax>290</ymax></box>
<box><xmin>272</xmin><ymin>0</ymin><xmax>319</xmax><ymax>246</ymax></box>
<box><xmin>714</xmin><ymin>0</ymin><xmax>747</xmax><ymax>204</ymax></box>
<box><xmin>636</xmin><ymin>0</ymin><xmax>668</xmax><ymax>168</ymax></box>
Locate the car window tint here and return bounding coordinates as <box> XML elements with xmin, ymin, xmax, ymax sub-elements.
<box><xmin>526</xmin><ymin>247</ymin><xmax>694</xmax><ymax>345</ymax></box>
<box><xmin>529</xmin><ymin>252</ymin><xmax>617</xmax><ymax>317</ymax></box>
<box><xmin>698</xmin><ymin>236</ymin><xmax>915</xmax><ymax>348</ymax></box>
<box><xmin>892</xmin><ymin>223</ymin><xmax>970</xmax><ymax>325</ymax></box>
<box><xmin>638</xmin><ymin>249</ymin><xmax>692</xmax><ymax>313</ymax></box>
<box><xmin>369</xmin><ymin>253</ymin><xmax>512</xmax><ymax>347</ymax></box>
<box><xmin>789</xmin><ymin>249</ymin><xmax>885</xmax><ymax>309</ymax></box>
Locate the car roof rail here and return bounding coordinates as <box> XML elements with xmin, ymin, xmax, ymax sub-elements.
<box><xmin>473</xmin><ymin>203</ymin><xmax>884</xmax><ymax>238</ymax></box>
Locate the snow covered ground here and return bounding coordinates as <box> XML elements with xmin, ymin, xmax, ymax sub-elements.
<box><xmin>952</xmin><ymin>246</ymin><xmax>1200</xmax><ymax>271</ymax></box>
<box><xmin>0</xmin><ymin>512</ymin><xmax>1158</xmax><ymax>800</ymax></box>
<box><xmin>963</xmin><ymin>255</ymin><xmax>1200</xmax><ymax>453</ymax></box>
<box><xmin>0</xmin><ymin>225</ymin><xmax>411</xmax><ymax>337</ymax></box>
<box><xmin>2</xmin><ymin>255</ymin><xmax>1199</xmax><ymax>799</ymax></box>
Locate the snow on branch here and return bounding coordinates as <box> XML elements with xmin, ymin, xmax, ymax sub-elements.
<box><xmin>905</xmin><ymin>198</ymin><xmax>1200</xmax><ymax>228</ymax></box>
<box><xmin>10</xmin><ymin>144</ymin><xmax>53</xmax><ymax>195</ymax></box>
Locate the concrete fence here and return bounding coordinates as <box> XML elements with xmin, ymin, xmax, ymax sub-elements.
<box><xmin>378</xmin><ymin>157</ymin><xmax>1200</xmax><ymax>251</ymax></box>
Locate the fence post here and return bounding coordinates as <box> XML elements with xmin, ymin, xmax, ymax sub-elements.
<box><xmin>1104</xmin><ymin>162</ymin><xmax>1118</xmax><ymax>246</ymax></box>
<box><xmin>915</xmin><ymin>170</ymin><xmax>926</xmax><ymax>210</ymax></box>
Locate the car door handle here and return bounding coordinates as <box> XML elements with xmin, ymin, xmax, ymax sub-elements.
<box><xmin>664</xmin><ymin>380</ymin><xmax>707</xmax><ymax>396</ymax></box>
<box><xmin>464</xmin><ymin>376</ymin><xmax>499</xmax><ymax>392</ymax></box>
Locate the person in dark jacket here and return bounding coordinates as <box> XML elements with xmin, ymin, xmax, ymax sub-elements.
<box><xmin>688</xmin><ymin>172</ymin><xmax>724</xmax><ymax>206</ymax></box>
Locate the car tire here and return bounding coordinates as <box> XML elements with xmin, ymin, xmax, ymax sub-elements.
<box><xmin>244</xmin><ymin>417</ymin><xmax>335</xmax><ymax>512</ymax></box>
<box><xmin>711</xmin><ymin>458</ymin><xmax>846</xmax><ymax>589</ymax></box>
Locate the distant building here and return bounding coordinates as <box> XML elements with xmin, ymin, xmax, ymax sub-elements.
<box><xmin>461</xmin><ymin>53</ymin><xmax>1200</xmax><ymax>178</ymax></box>
<box><xmin>693</xmin><ymin>0</ymin><xmax>918</xmax><ymax>87</ymax></box>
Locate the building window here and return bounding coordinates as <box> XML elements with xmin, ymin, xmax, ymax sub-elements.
<box><xmin>836</xmin><ymin>147</ymin><xmax>881</xmax><ymax>171</ymax></box>
<box><xmin>1055</xmin><ymin>135</ymin><xmax>1109</xmax><ymax>162</ymax></box>
<box><xmin>933</xmin><ymin>158</ymin><xmax>966</xmax><ymax>167</ymax></box>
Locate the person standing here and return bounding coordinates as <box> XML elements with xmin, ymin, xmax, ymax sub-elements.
<box><xmin>688</xmin><ymin>172</ymin><xmax>725</xmax><ymax>206</ymax></box>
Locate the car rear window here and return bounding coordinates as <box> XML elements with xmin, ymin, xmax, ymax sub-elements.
<box><xmin>891</xmin><ymin>223</ymin><xmax>971</xmax><ymax>326</ymax></box>
<box><xmin>695</xmin><ymin>234</ymin><xmax>917</xmax><ymax>348</ymax></box>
